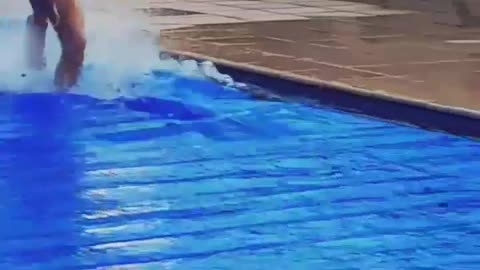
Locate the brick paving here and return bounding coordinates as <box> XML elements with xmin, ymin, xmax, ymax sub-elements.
<box><xmin>140</xmin><ymin>0</ymin><xmax>480</xmax><ymax>113</ymax></box>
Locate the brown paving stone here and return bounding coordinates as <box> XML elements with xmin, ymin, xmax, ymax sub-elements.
<box><xmin>248</xmin><ymin>56</ymin><xmax>317</xmax><ymax>71</ymax></box>
<box><xmin>336</xmin><ymin>77</ymin><xmax>446</xmax><ymax>102</ymax></box>
<box><xmin>158</xmin><ymin>0</ymin><xmax>480</xmax><ymax>112</ymax></box>
<box><xmin>293</xmin><ymin>66</ymin><xmax>383</xmax><ymax>81</ymax></box>
<box><xmin>168</xmin><ymin>41</ymin><xmax>267</xmax><ymax>64</ymax></box>
<box><xmin>196</xmin><ymin>36</ymin><xmax>256</xmax><ymax>42</ymax></box>
<box><xmin>358</xmin><ymin>61</ymin><xmax>480</xmax><ymax>79</ymax></box>
<box><xmin>338</xmin><ymin>76</ymin><xmax>480</xmax><ymax>111</ymax></box>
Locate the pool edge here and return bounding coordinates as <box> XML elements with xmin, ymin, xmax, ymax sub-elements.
<box><xmin>164</xmin><ymin>49</ymin><xmax>480</xmax><ymax>139</ymax></box>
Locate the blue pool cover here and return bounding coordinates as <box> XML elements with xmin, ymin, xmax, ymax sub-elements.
<box><xmin>0</xmin><ymin>74</ymin><xmax>479</xmax><ymax>270</ymax></box>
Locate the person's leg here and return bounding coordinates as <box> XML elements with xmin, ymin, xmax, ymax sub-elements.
<box><xmin>27</xmin><ymin>0</ymin><xmax>52</xmax><ymax>69</ymax></box>
<box><xmin>53</xmin><ymin>0</ymin><xmax>86</xmax><ymax>89</ymax></box>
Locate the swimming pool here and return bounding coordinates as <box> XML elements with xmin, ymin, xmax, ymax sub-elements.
<box><xmin>0</xmin><ymin>72</ymin><xmax>479</xmax><ymax>269</ymax></box>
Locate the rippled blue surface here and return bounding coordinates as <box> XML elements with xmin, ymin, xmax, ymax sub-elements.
<box><xmin>0</xmin><ymin>74</ymin><xmax>479</xmax><ymax>270</ymax></box>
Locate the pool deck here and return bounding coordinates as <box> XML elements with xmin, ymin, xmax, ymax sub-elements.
<box><xmin>136</xmin><ymin>0</ymin><xmax>480</xmax><ymax>116</ymax></box>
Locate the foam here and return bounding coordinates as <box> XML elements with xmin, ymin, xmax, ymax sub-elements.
<box><xmin>0</xmin><ymin>0</ymin><xmax>235</xmax><ymax>100</ymax></box>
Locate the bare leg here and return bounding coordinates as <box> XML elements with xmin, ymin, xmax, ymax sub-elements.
<box><xmin>54</xmin><ymin>28</ymin><xmax>86</xmax><ymax>89</ymax></box>
<box><xmin>27</xmin><ymin>0</ymin><xmax>50</xmax><ymax>70</ymax></box>
<box><xmin>53</xmin><ymin>0</ymin><xmax>86</xmax><ymax>89</ymax></box>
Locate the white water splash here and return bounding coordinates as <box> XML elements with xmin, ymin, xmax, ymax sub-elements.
<box><xmin>0</xmin><ymin>0</ymin><xmax>234</xmax><ymax>100</ymax></box>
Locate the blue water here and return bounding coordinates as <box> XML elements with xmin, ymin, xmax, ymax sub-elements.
<box><xmin>0</xmin><ymin>74</ymin><xmax>480</xmax><ymax>270</ymax></box>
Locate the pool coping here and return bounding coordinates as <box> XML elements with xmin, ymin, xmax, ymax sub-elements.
<box><xmin>164</xmin><ymin>49</ymin><xmax>480</xmax><ymax>139</ymax></box>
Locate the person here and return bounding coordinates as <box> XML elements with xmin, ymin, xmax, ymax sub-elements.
<box><xmin>27</xmin><ymin>0</ymin><xmax>86</xmax><ymax>89</ymax></box>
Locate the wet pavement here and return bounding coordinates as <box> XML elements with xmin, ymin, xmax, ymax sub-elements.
<box><xmin>143</xmin><ymin>0</ymin><xmax>480</xmax><ymax>113</ymax></box>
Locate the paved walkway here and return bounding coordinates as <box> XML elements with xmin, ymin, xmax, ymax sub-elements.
<box><xmin>141</xmin><ymin>0</ymin><xmax>480</xmax><ymax>113</ymax></box>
